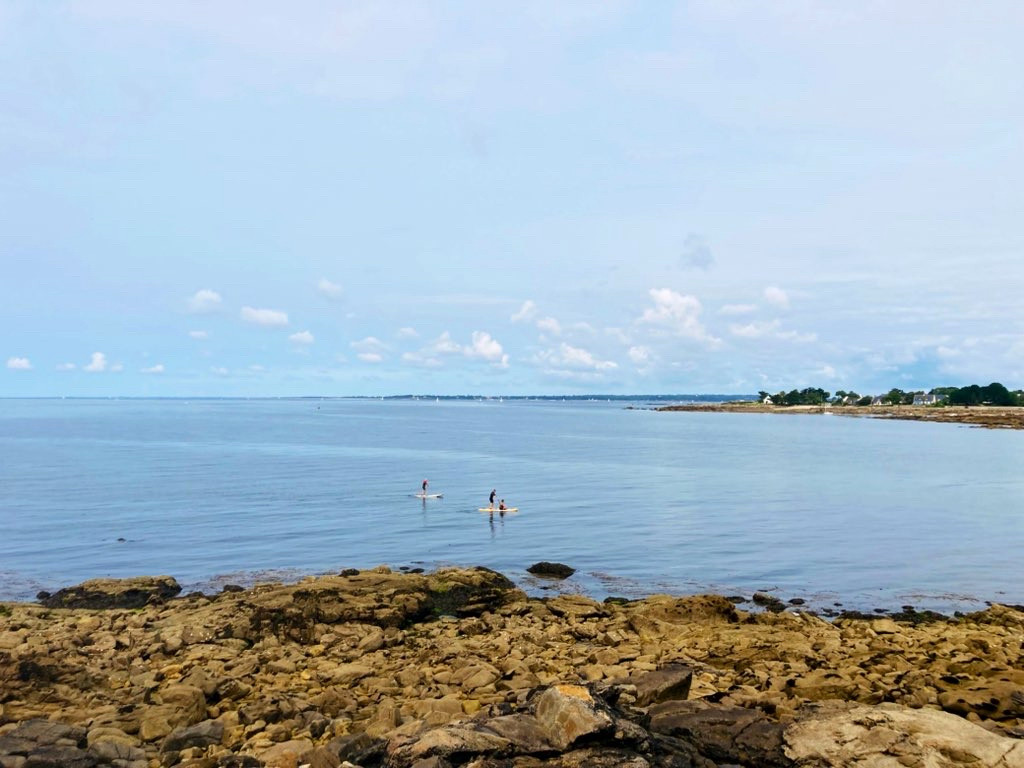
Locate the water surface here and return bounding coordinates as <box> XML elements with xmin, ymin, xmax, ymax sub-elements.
<box><xmin>1</xmin><ymin>398</ymin><xmax>1020</xmax><ymax>614</ymax></box>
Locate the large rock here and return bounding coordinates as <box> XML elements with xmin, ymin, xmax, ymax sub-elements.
<box><xmin>648</xmin><ymin>700</ymin><xmax>787</xmax><ymax>767</ymax></box>
<box><xmin>38</xmin><ymin>576</ymin><xmax>181</xmax><ymax>609</ymax></box>
<box><xmin>623</xmin><ymin>663</ymin><xmax>693</xmax><ymax>707</ymax></box>
<box><xmin>785</xmin><ymin>702</ymin><xmax>1024</xmax><ymax>766</ymax></box>
<box><xmin>534</xmin><ymin>684</ymin><xmax>614</xmax><ymax>751</ymax></box>
<box><xmin>527</xmin><ymin>562</ymin><xmax>576</xmax><ymax>579</ymax></box>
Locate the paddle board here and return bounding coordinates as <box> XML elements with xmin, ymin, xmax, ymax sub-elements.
<box><xmin>478</xmin><ymin>507</ymin><xmax>518</xmax><ymax>513</ymax></box>
<box><xmin>413</xmin><ymin>493</ymin><xmax>443</xmax><ymax>499</ymax></box>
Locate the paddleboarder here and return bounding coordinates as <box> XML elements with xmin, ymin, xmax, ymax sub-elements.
<box><xmin>489</xmin><ymin>488</ymin><xmax>497</xmax><ymax>510</ymax></box>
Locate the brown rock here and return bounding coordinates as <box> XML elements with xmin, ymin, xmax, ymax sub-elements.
<box><xmin>533</xmin><ymin>685</ymin><xmax>613</xmax><ymax>751</ymax></box>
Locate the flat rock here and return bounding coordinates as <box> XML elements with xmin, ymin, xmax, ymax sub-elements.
<box><xmin>623</xmin><ymin>663</ymin><xmax>693</xmax><ymax>707</ymax></box>
<box><xmin>38</xmin><ymin>576</ymin><xmax>181</xmax><ymax>609</ymax></box>
<box><xmin>785</xmin><ymin>702</ymin><xmax>1024</xmax><ymax>767</ymax></box>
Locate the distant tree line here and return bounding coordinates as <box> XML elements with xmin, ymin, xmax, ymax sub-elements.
<box><xmin>757</xmin><ymin>383</ymin><xmax>1021</xmax><ymax>407</ymax></box>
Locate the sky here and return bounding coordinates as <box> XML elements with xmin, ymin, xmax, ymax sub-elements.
<box><xmin>2</xmin><ymin>1</ymin><xmax>1023</xmax><ymax>397</ymax></box>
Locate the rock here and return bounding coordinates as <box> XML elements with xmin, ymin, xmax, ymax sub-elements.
<box><xmin>162</xmin><ymin>719</ymin><xmax>224</xmax><ymax>752</ymax></box>
<box><xmin>534</xmin><ymin>685</ymin><xmax>613</xmax><ymax>751</ymax></box>
<box><xmin>22</xmin><ymin>745</ymin><xmax>97</xmax><ymax>768</ymax></box>
<box><xmin>390</xmin><ymin>725</ymin><xmax>511</xmax><ymax>764</ymax></box>
<box><xmin>648</xmin><ymin>700</ymin><xmax>787</xmax><ymax>767</ymax></box>
<box><xmin>620</xmin><ymin>664</ymin><xmax>693</xmax><ymax>707</ymax></box>
<box><xmin>752</xmin><ymin>592</ymin><xmax>786</xmax><ymax>613</ymax></box>
<box><xmin>38</xmin><ymin>576</ymin><xmax>181</xmax><ymax>609</ymax></box>
<box><xmin>526</xmin><ymin>563</ymin><xmax>576</xmax><ymax>579</ymax></box>
<box><xmin>260</xmin><ymin>738</ymin><xmax>313</xmax><ymax>767</ymax></box>
<box><xmin>785</xmin><ymin>702</ymin><xmax>1024</xmax><ymax>766</ymax></box>
<box><xmin>480</xmin><ymin>714</ymin><xmax>556</xmax><ymax>755</ymax></box>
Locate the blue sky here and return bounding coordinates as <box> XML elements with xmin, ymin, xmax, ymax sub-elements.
<box><xmin>3</xmin><ymin>1</ymin><xmax>1022</xmax><ymax>396</ymax></box>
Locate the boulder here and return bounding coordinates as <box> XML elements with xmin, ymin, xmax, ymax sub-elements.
<box><xmin>534</xmin><ymin>685</ymin><xmax>614</xmax><ymax>751</ymax></box>
<box><xmin>527</xmin><ymin>563</ymin><xmax>576</xmax><ymax>579</ymax></box>
<box><xmin>785</xmin><ymin>702</ymin><xmax>1024</xmax><ymax>766</ymax></box>
<box><xmin>622</xmin><ymin>664</ymin><xmax>692</xmax><ymax>707</ymax></box>
<box><xmin>38</xmin><ymin>576</ymin><xmax>181</xmax><ymax>609</ymax></box>
<box><xmin>647</xmin><ymin>700</ymin><xmax>787</xmax><ymax>767</ymax></box>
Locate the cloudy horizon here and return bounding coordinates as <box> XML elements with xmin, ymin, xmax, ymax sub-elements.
<box><xmin>3</xmin><ymin>2</ymin><xmax>1022</xmax><ymax>397</ymax></box>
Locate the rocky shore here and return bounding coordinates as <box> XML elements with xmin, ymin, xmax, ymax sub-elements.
<box><xmin>656</xmin><ymin>402</ymin><xmax>1024</xmax><ymax>430</ymax></box>
<box><xmin>2</xmin><ymin>567</ymin><xmax>1023</xmax><ymax>767</ymax></box>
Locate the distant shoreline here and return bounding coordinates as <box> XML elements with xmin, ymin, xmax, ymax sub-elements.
<box><xmin>657</xmin><ymin>401</ymin><xmax>1024</xmax><ymax>430</ymax></box>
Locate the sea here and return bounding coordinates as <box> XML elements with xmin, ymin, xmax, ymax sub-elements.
<box><xmin>1</xmin><ymin>397</ymin><xmax>1021</xmax><ymax>615</ymax></box>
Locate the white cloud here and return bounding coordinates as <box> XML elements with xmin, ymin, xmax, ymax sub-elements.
<box><xmin>719</xmin><ymin>304</ymin><xmax>758</xmax><ymax>316</ymax></box>
<box><xmin>289</xmin><ymin>330</ymin><xmax>315</xmax><ymax>345</ymax></box>
<box><xmin>628</xmin><ymin>346</ymin><xmax>651</xmax><ymax>365</ymax></box>
<box><xmin>318</xmin><ymin>278</ymin><xmax>343</xmax><ymax>300</ymax></box>
<box><xmin>357</xmin><ymin>352</ymin><xmax>383</xmax><ymax>363</ymax></box>
<box><xmin>241</xmin><ymin>306</ymin><xmax>289</xmax><ymax>327</ymax></box>
<box><xmin>397</xmin><ymin>327</ymin><xmax>419</xmax><ymax>339</ymax></box>
<box><xmin>536</xmin><ymin>343</ymin><xmax>618</xmax><ymax>372</ymax></box>
<box><xmin>111</xmin><ymin>363</ymin><xmax>124</xmax><ymax>372</ymax></box>
<box><xmin>249</xmin><ymin>364</ymin><xmax>266</xmax><ymax>372</ymax></box>
<box><xmin>141</xmin><ymin>364</ymin><xmax>165</xmax><ymax>374</ymax></box>
<box><xmin>638</xmin><ymin>288</ymin><xmax>720</xmax><ymax>346</ymax></box>
<box><xmin>428</xmin><ymin>332</ymin><xmax>462</xmax><ymax>356</ymax></box>
<box><xmin>730</xmin><ymin>320</ymin><xmax>781</xmax><ymax>339</ymax></box>
<box><xmin>731</xmin><ymin>320</ymin><xmax>817</xmax><ymax>343</ymax></box>
<box><xmin>189</xmin><ymin>330</ymin><xmax>209</xmax><ymax>340</ymax></box>
<box><xmin>764</xmin><ymin>286</ymin><xmax>790</xmax><ymax>309</ymax></box>
<box><xmin>187</xmin><ymin>289</ymin><xmax>223</xmax><ymax>313</ymax></box>
<box><xmin>402</xmin><ymin>351</ymin><xmax>442</xmax><ymax>368</ymax></box>
<box><xmin>6</xmin><ymin>357</ymin><xmax>31</xmax><ymax>370</ymax></box>
<box><xmin>56</xmin><ymin>362</ymin><xmax>76</xmax><ymax>371</ymax></box>
<box><xmin>466</xmin><ymin>331</ymin><xmax>506</xmax><ymax>364</ymax></box>
<box><xmin>84</xmin><ymin>352</ymin><xmax>107</xmax><ymax>372</ymax></box>
<box><xmin>211</xmin><ymin>366</ymin><xmax>229</xmax><ymax>376</ymax></box>
<box><xmin>537</xmin><ymin>316</ymin><xmax>562</xmax><ymax>336</ymax></box>
<box><xmin>351</xmin><ymin>336</ymin><xmax>386</xmax><ymax>353</ymax></box>
<box><xmin>511</xmin><ymin>300</ymin><xmax>538</xmax><ymax>323</ymax></box>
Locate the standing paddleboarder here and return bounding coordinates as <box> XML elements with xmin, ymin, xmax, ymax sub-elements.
<box><xmin>489</xmin><ymin>489</ymin><xmax>497</xmax><ymax>510</ymax></box>
<box><xmin>422</xmin><ymin>479</ymin><xmax>429</xmax><ymax>496</ymax></box>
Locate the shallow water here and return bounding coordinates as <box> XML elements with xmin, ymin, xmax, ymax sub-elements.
<box><xmin>1</xmin><ymin>398</ymin><xmax>1021</xmax><ymax>614</ymax></box>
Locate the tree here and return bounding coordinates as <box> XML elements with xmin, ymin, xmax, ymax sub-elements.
<box><xmin>883</xmin><ymin>388</ymin><xmax>907</xmax><ymax>406</ymax></box>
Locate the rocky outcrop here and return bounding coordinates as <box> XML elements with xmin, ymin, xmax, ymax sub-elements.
<box><xmin>1</xmin><ymin>568</ymin><xmax>1023</xmax><ymax>768</ymax></box>
<box><xmin>36</xmin><ymin>576</ymin><xmax>181</xmax><ymax>609</ymax></box>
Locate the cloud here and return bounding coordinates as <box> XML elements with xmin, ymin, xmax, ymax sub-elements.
<box><xmin>537</xmin><ymin>316</ymin><xmax>562</xmax><ymax>336</ymax></box>
<box><xmin>357</xmin><ymin>352</ymin><xmax>383</xmax><ymax>363</ymax></box>
<box><xmin>730</xmin><ymin>320</ymin><xmax>781</xmax><ymax>339</ymax></box>
<box><xmin>427</xmin><ymin>332</ymin><xmax>462</xmax><ymax>356</ymax></box>
<box><xmin>187</xmin><ymin>289</ymin><xmax>223</xmax><ymax>313</ymax></box>
<box><xmin>141</xmin><ymin>364</ymin><xmax>165</xmax><ymax>374</ymax></box>
<box><xmin>764</xmin><ymin>286</ymin><xmax>790</xmax><ymax>309</ymax></box>
<box><xmin>638</xmin><ymin>288</ymin><xmax>720</xmax><ymax>346</ymax></box>
<box><xmin>402</xmin><ymin>351</ymin><xmax>442</xmax><ymax>368</ymax></box>
<box><xmin>816</xmin><ymin>364</ymin><xmax>838</xmax><ymax>379</ymax></box>
<box><xmin>6</xmin><ymin>357</ymin><xmax>31</xmax><ymax>370</ymax></box>
<box><xmin>730</xmin><ymin>319</ymin><xmax>817</xmax><ymax>343</ymax></box>
<box><xmin>56</xmin><ymin>362</ymin><xmax>76</xmax><ymax>371</ymax></box>
<box><xmin>539</xmin><ymin>343</ymin><xmax>617</xmax><ymax>372</ymax></box>
<box><xmin>351</xmin><ymin>336</ymin><xmax>386</xmax><ymax>353</ymax></box>
<box><xmin>111</xmin><ymin>363</ymin><xmax>124</xmax><ymax>372</ymax></box>
<box><xmin>467</xmin><ymin>331</ymin><xmax>508</xmax><ymax>367</ymax></box>
<box><xmin>289</xmin><ymin>330</ymin><xmax>315</xmax><ymax>345</ymax></box>
<box><xmin>511</xmin><ymin>300</ymin><xmax>538</xmax><ymax>323</ymax></box>
<box><xmin>397</xmin><ymin>327</ymin><xmax>419</xmax><ymax>339</ymax></box>
<box><xmin>318</xmin><ymin>278</ymin><xmax>343</xmax><ymax>300</ymax></box>
<box><xmin>189</xmin><ymin>330</ymin><xmax>209</xmax><ymax>339</ymax></box>
<box><xmin>84</xmin><ymin>352</ymin><xmax>107</xmax><ymax>372</ymax></box>
<box><xmin>241</xmin><ymin>306</ymin><xmax>289</xmax><ymax>327</ymax></box>
<box><xmin>680</xmin><ymin>233</ymin><xmax>713</xmax><ymax>270</ymax></box>
<box><xmin>719</xmin><ymin>304</ymin><xmax>758</xmax><ymax>316</ymax></box>
<box><xmin>628</xmin><ymin>346</ymin><xmax>651</xmax><ymax>365</ymax></box>
<box><xmin>211</xmin><ymin>366</ymin><xmax>229</xmax><ymax>376</ymax></box>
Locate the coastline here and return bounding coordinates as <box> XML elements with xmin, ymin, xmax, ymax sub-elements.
<box><xmin>657</xmin><ymin>401</ymin><xmax>1024</xmax><ymax>430</ymax></box>
<box><xmin>2</xmin><ymin>568</ymin><xmax>1022</xmax><ymax>767</ymax></box>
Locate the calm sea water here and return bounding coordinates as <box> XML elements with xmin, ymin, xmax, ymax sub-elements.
<box><xmin>1</xmin><ymin>398</ymin><xmax>1021</xmax><ymax>614</ymax></box>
